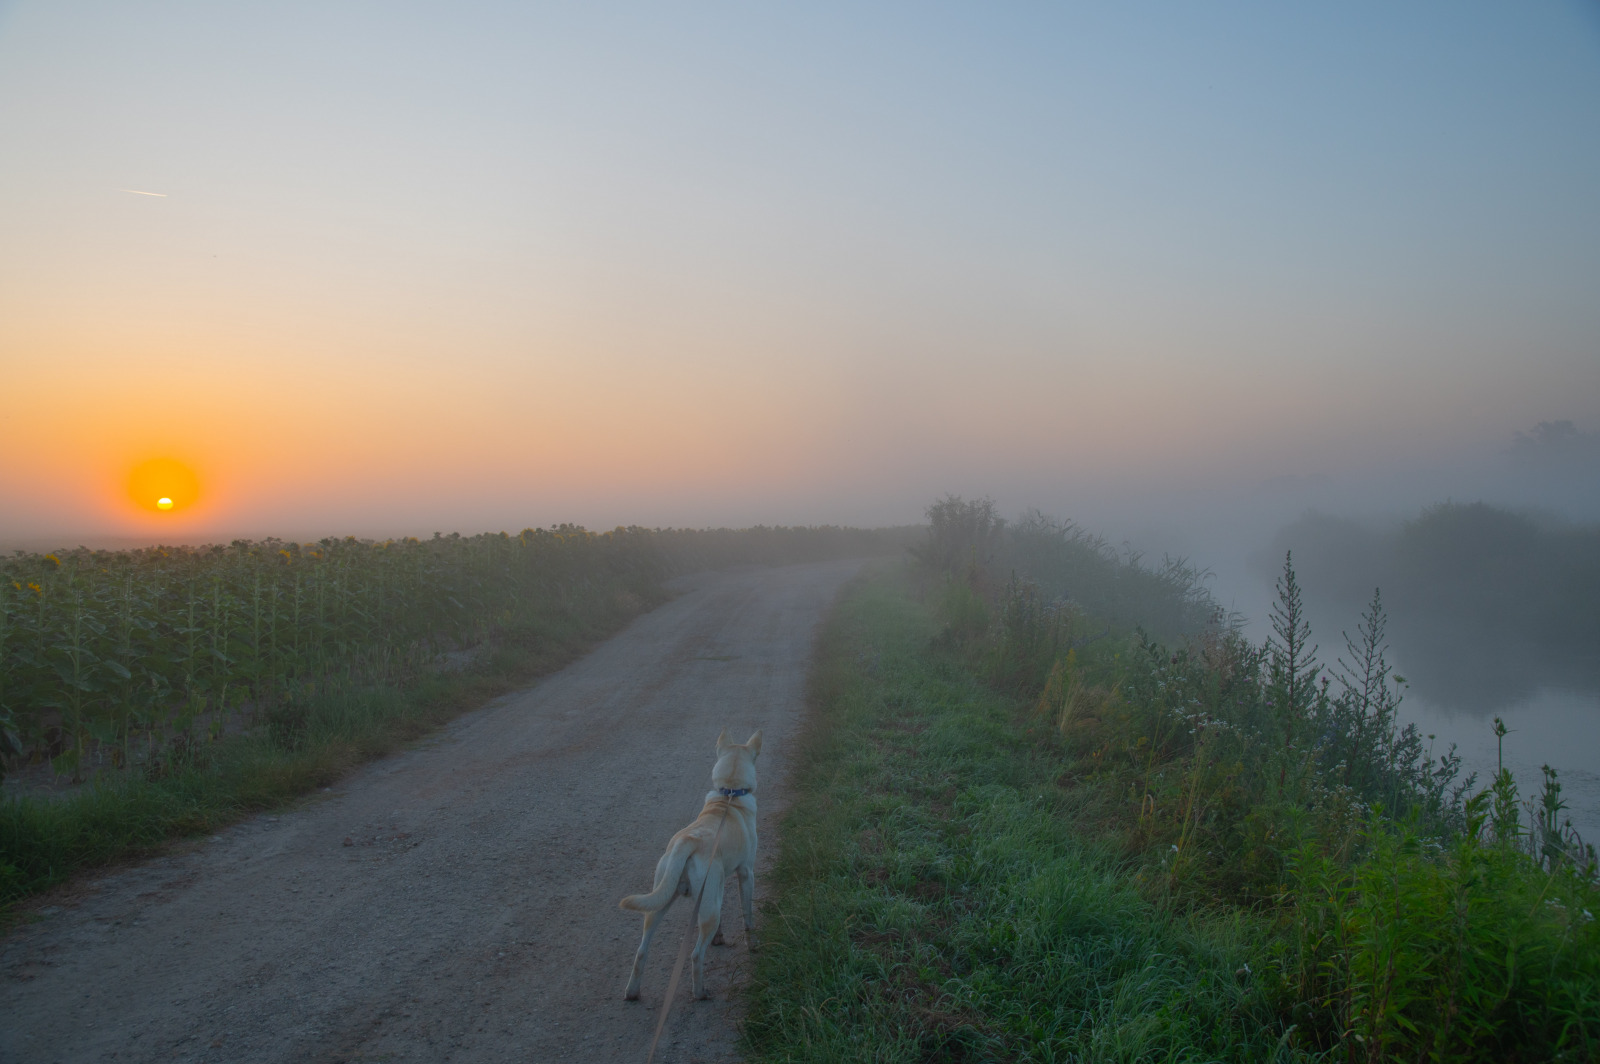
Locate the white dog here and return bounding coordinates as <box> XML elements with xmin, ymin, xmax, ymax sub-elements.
<box><xmin>620</xmin><ymin>729</ymin><xmax>761</xmax><ymax>1001</ymax></box>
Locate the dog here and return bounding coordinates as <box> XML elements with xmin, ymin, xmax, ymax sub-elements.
<box><xmin>620</xmin><ymin>729</ymin><xmax>761</xmax><ymax>1001</ymax></box>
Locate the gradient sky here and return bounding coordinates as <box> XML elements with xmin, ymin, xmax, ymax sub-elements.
<box><xmin>2</xmin><ymin>1</ymin><xmax>1598</xmax><ymax>544</ymax></box>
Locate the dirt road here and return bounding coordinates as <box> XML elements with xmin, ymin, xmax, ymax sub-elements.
<box><xmin>1</xmin><ymin>559</ymin><xmax>863</xmax><ymax>1064</ymax></box>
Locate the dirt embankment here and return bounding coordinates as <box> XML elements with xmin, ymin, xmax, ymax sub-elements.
<box><xmin>1</xmin><ymin>560</ymin><xmax>863</xmax><ymax>1064</ymax></box>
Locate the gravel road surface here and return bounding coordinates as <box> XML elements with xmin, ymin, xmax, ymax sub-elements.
<box><xmin>2</xmin><ymin>559</ymin><xmax>863</xmax><ymax>1064</ymax></box>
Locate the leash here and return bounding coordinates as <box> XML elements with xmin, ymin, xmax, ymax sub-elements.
<box><xmin>645</xmin><ymin>801</ymin><xmax>732</xmax><ymax>1064</ymax></box>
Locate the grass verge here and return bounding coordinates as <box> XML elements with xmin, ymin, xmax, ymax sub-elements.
<box><xmin>744</xmin><ymin>566</ymin><xmax>1299</xmax><ymax>1063</ymax></box>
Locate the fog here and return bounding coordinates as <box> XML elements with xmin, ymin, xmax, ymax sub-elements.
<box><xmin>1021</xmin><ymin>422</ymin><xmax>1600</xmax><ymax>843</ymax></box>
<box><xmin>5</xmin><ymin>2</ymin><xmax>1599</xmax><ymax>546</ymax></box>
<box><xmin>3</xmin><ymin>5</ymin><xmax>1598</xmax><ymax>832</ymax></box>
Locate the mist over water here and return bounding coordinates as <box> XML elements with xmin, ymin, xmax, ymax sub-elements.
<box><xmin>1112</xmin><ymin>437</ymin><xmax>1600</xmax><ymax>844</ymax></box>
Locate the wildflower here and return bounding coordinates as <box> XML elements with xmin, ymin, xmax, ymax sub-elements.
<box><xmin>45</xmin><ymin>553</ymin><xmax>60</xmax><ymax>566</ymax></box>
<box><xmin>27</xmin><ymin>582</ymin><xmax>41</xmax><ymax>595</ymax></box>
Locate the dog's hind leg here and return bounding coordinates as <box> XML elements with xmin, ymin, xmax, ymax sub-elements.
<box><xmin>624</xmin><ymin>903</ymin><xmax>670</xmax><ymax>1001</ymax></box>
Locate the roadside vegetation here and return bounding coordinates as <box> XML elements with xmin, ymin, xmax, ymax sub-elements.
<box><xmin>0</xmin><ymin>523</ymin><xmax>909</xmax><ymax>912</ymax></box>
<box><xmin>747</xmin><ymin>497</ymin><xmax>1599</xmax><ymax>1063</ymax></box>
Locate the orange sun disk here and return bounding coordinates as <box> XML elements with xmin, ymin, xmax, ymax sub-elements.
<box><xmin>128</xmin><ymin>458</ymin><xmax>200</xmax><ymax>514</ymax></box>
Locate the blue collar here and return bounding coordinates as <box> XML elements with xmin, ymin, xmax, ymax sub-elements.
<box><xmin>718</xmin><ymin>787</ymin><xmax>750</xmax><ymax>798</ymax></box>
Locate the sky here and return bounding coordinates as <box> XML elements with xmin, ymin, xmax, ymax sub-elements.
<box><xmin>2</xmin><ymin>1</ymin><xmax>1598</xmax><ymax>549</ymax></box>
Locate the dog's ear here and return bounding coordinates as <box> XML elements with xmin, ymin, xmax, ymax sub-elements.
<box><xmin>746</xmin><ymin>730</ymin><xmax>762</xmax><ymax>758</ymax></box>
<box><xmin>715</xmin><ymin>729</ymin><xmax>731</xmax><ymax>755</ymax></box>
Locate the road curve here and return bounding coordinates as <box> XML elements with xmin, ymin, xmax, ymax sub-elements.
<box><xmin>2</xmin><ymin>559</ymin><xmax>864</xmax><ymax>1064</ymax></box>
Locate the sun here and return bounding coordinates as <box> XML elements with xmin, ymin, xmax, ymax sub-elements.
<box><xmin>128</xmin><ymin>458</ymin><xmax>201</xmax><ymax>514</ymax></box>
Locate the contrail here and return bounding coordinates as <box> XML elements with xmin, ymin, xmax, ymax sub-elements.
<box><xmin>120</xmin><ymin>189</ymin><xmax>168</xmax><ymax>197</ymax></box>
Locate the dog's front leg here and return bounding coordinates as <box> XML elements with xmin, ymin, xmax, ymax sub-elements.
<box><xmin>624</xmin><ymin>908</ymin><xmax>666</xmax><ymax>1001</ymax></box>
<box><xmin>691</xmin><ymin>871</ymin><xmax>724</xmax><ymax>999</ymax></box>
<box><xmin>736</xmin><ymin>863</ymin><xmax>757</xmax><ymax>949</ymax></box>
<box><xmin>690</xmin><ymin>906</ymin><xmax>720</xmax><ymax>1000</ymax></box>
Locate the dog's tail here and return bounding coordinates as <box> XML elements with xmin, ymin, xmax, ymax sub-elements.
<box><xmin>619</xmin><ymin>835</ymin><xmax>695</xmax><ymax>913</ymax></box>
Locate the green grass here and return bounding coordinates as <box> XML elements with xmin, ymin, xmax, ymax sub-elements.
<box><xmin>749</xmin><ymin>560</ymin><xmax>1600</xmax><ymax>1063</ymax></box>
<box><xmin>744</xmin><ymin>567</ymin><xmax>1301</xmax><ymax>1063</ymax></box>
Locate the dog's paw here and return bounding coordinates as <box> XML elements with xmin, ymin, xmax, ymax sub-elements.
<box><xmin>711</xmin><ymin>930</ymin><xmax>727</xmax><ymax>946</ymax></box>
<box><xmin>747</xmin><ymin>937</ymin><xmax>760</xmax><ymax>953</ymax></box>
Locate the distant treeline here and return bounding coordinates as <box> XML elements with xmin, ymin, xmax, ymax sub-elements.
<box><xmin>1266</xmin><ymin>501</ymin><xmax>1600</xmax><ymax>704</ymax></box>
<box><xmin>649</xmin><ymin>523</ymin><xmax>920</xmax><ymax>571</ymax></box>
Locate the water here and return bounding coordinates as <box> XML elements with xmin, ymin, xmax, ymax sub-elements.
<box><xmin>1381</xmin><ymin>607</ymin><xmax>1600</xmax><ymax>846</ymax></box>
<box><xmin>1224</xmin><ymin>574</ymin><xmax>1600</xmax><ymax>848</ymax></box>
<box><xmin>1395</xmin><ymin>683</ymin><xmax>1600</xmax><ymax>844</ymax></box>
